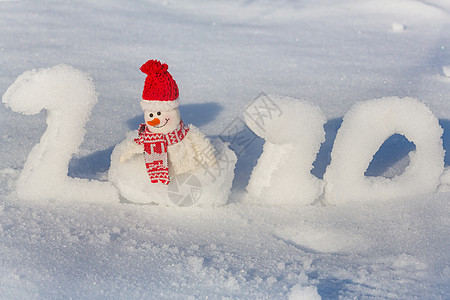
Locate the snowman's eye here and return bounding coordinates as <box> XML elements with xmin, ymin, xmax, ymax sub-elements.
<box><xmin>157</xmin><ymin>111</ymin><xmax>161</xmax><ymax>116</ymax></box>
<box><xmin>149</xmin><ymin>113</ymin><xmax>153</xmax><ymax>118</ymax></box>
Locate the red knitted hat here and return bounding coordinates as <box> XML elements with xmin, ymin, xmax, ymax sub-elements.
<box><xmin>140</xmin><ymin>59</ymin><xmax>179</xmax><ymax>111</ymax></box>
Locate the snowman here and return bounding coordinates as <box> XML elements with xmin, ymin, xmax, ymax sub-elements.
<box><xmin>119</xmin><ymin>59</ymin><xmax>217</xmax><ymax>184</ymax></box>
<box><xmin>109</xmin><ymin>60</ymin><xmax>235</xmax><ymax>207</ymax></box>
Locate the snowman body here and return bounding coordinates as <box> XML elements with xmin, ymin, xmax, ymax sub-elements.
<box><xmin>144</xmin><ymin>107</ymin><xmax>216</xmax><ymax>176</ymax></box>
<box><xmin>167</xmin><ymin>124</ymin><xmax>216</xmax><ymax>176</ymax></box>
<box><xmin>121</xmin><ymin>107</ymin><xmax>216</xmax><ymax>180</ymax></box>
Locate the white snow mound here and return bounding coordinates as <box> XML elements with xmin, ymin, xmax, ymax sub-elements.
<box><xmin>289</xmin><ymin>284</ymin><xmax>321</xmax><ymax>300</ymax></box>
<box><xmin>443</xmin><ymin>65</ymin><xmax>450</xmax><ymax>77</ymax></box>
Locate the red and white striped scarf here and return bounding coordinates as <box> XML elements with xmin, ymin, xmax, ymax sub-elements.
<box><xmin>134</xmin><ymin>120</ymin><xmax>189</xmax><ymax>185</ymax></box>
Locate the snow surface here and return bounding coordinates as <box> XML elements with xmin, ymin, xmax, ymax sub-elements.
<box><xmin>1</xmin><ymin>0</ymin><xmax>450</xmax><ymax>298</ymax></box>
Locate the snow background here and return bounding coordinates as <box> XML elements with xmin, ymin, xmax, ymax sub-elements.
<box><xmin>1</xmin><ymin>0</ymin><xmax>449</xmax><ymax>298</ymax></box>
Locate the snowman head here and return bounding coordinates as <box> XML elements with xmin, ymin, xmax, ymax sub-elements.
<box><xmin>139</xmin><ymin>60</ymin><xmax>182</xmax><ymax>134</ymax></box>
<box><xmin>144</xmin><ymin>108</ymin><xmax>181</xmax><ymax>134</ymax></box>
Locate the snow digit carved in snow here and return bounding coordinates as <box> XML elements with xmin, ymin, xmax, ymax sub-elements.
<box><xmin>2</xmin><ymin>64</ymin><xmax>120</xmax><ymax>203</ymax></box>
<box><xmin>323</xmin><ymin>97</ymin><xmax>445</xmax><ymax>203</ymax></box>
<box><xmin>244</xmin><ymin>94</ymin><xmax>326</xmax><ymax>205</ymax></box>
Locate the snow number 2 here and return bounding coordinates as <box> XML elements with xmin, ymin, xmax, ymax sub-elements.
<box><xmin>2</xmin><ymin>65</ymin><xmax>119</xmax><ymax>203</ymax></box>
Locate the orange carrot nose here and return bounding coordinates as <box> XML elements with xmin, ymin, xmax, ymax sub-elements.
<box><xmin>147</xmin><ymin>118</ymin><xmax>160</xmax><ymax>126</ymax></box>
